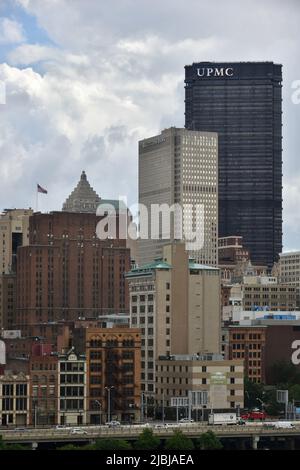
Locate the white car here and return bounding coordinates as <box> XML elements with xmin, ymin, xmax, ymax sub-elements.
<box><xmin>179</xmin><ymin>418</ymin><xmax>195</xmax><ymax>424</ymax></box>
<box><xmin>69</xmin><ymin>427</ymin><xmax>88</xmax><ymax>434</ymax></box>
<box><xmin>106</xmin><ymin>420</ymin><xmax>121</xmax><ymax>427</ymax></box>
<box><xmin>273</xmin><ymin>421</ymin><xmax>295</xmax><ymax>429</ymax></box>
<box><xmin>154</xmin><ymin>423</ymin><xmax>169</xmax><ymax>429</ymax></box>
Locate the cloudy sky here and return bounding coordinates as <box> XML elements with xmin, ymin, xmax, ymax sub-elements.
<box><xmin>0</xmin><ymin>0</ymin><xmax>299</xmax><ymax>251</ymax></box>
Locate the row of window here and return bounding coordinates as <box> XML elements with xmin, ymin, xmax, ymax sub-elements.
<box><xmin>2</xmin><ymin>385</ymin><xmax>27</xmax><ymax>396</ymax></box>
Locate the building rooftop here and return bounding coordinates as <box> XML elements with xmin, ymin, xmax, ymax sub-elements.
<box><xmin>62</xmin><ymin>171</ymin><xmax>101</xmax><ymax>213</ymax></box>
<box><xmin>125</xmin><ymin>259</ymin><xmax>172</xmax><ymax>278</ymax></box>
<box><xmin>126</xmin><ymin>258</ymin><xmax>219</xmax><ymax>278</ymax></box>
<box><xmin>158</xmin><ymin>353</ymin><xmax>224</xmax><ymax>362</ymax></box>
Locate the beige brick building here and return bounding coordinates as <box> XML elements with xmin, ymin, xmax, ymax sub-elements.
<box><xmin>0</xmin><ymin>209</ymin><xmax>32</xmax><ymax>275</ymax></box>
<box><xmin>126</xmin><ymin>243</ymin><xmax>221</xmax><ymax>395</ymax></box>
<box><xmin>279</xmin><ymin>251</ymin><xmax>300</xmax><ymax>308</ymax></box>
<box><xmin>156</xmin><ymin>355</ymin><xmax>244</xmax><ymax>413</ymax></box>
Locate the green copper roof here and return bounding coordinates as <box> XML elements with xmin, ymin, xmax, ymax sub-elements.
<box><xmin>189</xmin><ymin>261</ymin><xmax>219</xmax><ymax>271</ymax></box>
<box><xmin>125</xmin><ymin>259</ymin><xmax>172</xmax><ymax>278</ymax></box>
<box><xmin>126</xmin><ymin>258</ymin><xmax>219</xmax><ymax>278</ymax></box>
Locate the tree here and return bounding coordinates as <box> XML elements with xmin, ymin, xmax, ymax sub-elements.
<box><xmin>197</xmin><ymin>431</ymin><xmax>223</xmax><ymax>450</ymax></box>
<box><xmin>134</xmin><ymin>428</ymin><xmax>160</xmax><ymax>450</ymax></box>
<box><xmin>289</xmin><ymin>384</ymin><xmax>300</xmax><ymax>401</ymax></box>
<box><xmin>93</xmin><ymin>439</ymin><xmax>132</xmax><ymax>450</ymax></box>
<box><xmin>269</xmin><ymin>360</ymin><xmax>300</xmax><ymax>386</ymax></box>
<box><xmin>244</xmin><ymin>377</ymin><xmax>265</xmax><ymax>409</ymax></box>
<box><xmin>0</xmin><ymin>435</ymin><xmax>28</xmax><ymax>451</ymax></box>
<box><xmin>59</xmin><ymin>444</ymin><xmax>81</xmax><ymax>450</ymax></box>
<box><xmin>164</xmin><ymin>430</ymin><xmax>194</xmax><ymax>450</ymax></box>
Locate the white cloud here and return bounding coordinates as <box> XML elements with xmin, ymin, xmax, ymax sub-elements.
<box><xmin>0</xmin><ymin>0</ymin><xmax>299</xmax><ymax>251</ymax></box>
<box><xmin>0</xmin><ymin>17</ymin><xmax>25</xmax><ymax>44</ymax></box>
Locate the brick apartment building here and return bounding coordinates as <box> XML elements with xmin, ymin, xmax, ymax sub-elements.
<box><xmin>15</xmin><ymin>211</ymin><xmax>130</xmax><ymax>343</ymax></box>
<box><xmin>29</xmin><ymin>345</ymin><xmax>58</xmax><ymax>425</ymax></box>
<box><xmin>73</xmin><ymin>327</ymin><xmax>141</xmax><ymax>423</ymax></box>
<box><xmin>228</xmin><ymin>322</ymin><xmax>300</xmax><ymax>384</ymax></box>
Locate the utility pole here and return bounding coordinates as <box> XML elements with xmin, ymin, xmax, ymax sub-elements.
<box><xmin>188</xmin><ymin>391</ymin><xmax>192</xmax><ymax>421</ymax></box>
<box><xmin>162</xmin><ymin>390</ymin><xmax>165</xmax><ymax>424</ymax></box>
<box><xmin>94</xmin><ymin>400</ymin><xmax>101</xmax><ymax>425</ymax></box>
<box><xmin>141</xmin><ymin>393</ymin><xmax>144</xmax><ymax>423</ymax></box>
<box><xmin>105</xmin><ymin>386</ymin><xmax>114</xmax><ymax>423</ymax></box>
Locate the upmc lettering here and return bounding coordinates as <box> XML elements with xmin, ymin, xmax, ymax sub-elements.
<box><xmin>197</xmin><ymin>67</ymin><xmax>234</xmax><ymax>77</ymax></box>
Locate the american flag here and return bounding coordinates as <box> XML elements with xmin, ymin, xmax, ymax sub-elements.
<box><xmin>37</xmin><ymin>184</ymin><xmax>48</xmax><ymax>194</ymax></box>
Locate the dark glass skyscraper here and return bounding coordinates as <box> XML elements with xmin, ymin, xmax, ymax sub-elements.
<box><xmin>185</xmin><ymin>62</ymin><xmax>282</xmax><ymax>268</ymax></box>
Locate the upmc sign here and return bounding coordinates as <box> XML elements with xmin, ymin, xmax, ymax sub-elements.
<box><xmin>197</xmin><ymin>67</ymin><xmax>234</xmax><ymax>77</ymax></box>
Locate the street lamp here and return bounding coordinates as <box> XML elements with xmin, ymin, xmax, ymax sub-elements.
<box><xmin>105</xmin><ymin>386</ymin><xmax>114</xmax><ymax>423</ymax></box>
<box><xmin>256</xmin><ymin>397</ymin><xmax>264</xmax><ymax>411</ymax></box>
<box><xmin>94</xmin><ymin>400</ymin><xmax>102</xmax><ymax>425</ymax></box>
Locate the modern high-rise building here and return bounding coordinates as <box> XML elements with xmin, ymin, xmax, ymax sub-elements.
<box><xmin>185</xmin><ymin>62</ymin><xmax>282</xmax><ymax>268</ymax></box>
<box><xmin>138</xmin><ymin>127</ymin><xmax>218</xmax><ymax>266</ymax></box>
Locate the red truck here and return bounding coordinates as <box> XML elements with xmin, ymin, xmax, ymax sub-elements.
<box><xmin>241</xmin><ymin>410</ymin><xmax>267</xmax><ymax>421</ymax></box>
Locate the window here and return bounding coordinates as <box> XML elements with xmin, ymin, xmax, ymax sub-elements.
<box><xmin>2</xmin><ymin>398</ymin><xmax>13</xmax><ymax>410</ymax></box>
<box><xmin>16</xmin><ymin>384</ymin><xmax>27</xmax><ymax>396</ymax></box>
<box><xmin>90</xmin><ymin>351</ymin><xmax>101</xmax><ymax>360</ymax></box>
<box><xmin>2</xmin><ymin>385</ymin><xmax>13</xmax><ymax>396</ymax></box>
<box><xmin>16</xmin><ymin>398</ymin><xmax>27</xmax><ymax>411</ymax></box>
<box><xmin>90</xmin><ymin>339</ymin><xmax>102</xmax><ymax>348</ymax></box>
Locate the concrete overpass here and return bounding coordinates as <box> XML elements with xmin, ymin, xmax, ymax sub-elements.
<box><xmin>2</xmin><ymin>423</ymin><xmax>300</xmax><ymax>449</ymax></box>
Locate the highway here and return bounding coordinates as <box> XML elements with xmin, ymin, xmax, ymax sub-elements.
<box><xmin>2</xmin><ymin>422</ymin><xmax>300</xmax><ymax>444</ymax></box>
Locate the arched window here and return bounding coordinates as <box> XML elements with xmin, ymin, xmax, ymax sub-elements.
<box><xmin>122</xmin><ymin>337</ymin><xmax>134</xmax><ymax>348</ymax></box>
<box><xmin>106</xmin><ymin>336</ymin><xmax>118</xmax><ymax>348</ymax></box>
<box><xmin>90</xmin><ymin>336</ymin><xmax>102</xmax><ymax>348</ymax></box>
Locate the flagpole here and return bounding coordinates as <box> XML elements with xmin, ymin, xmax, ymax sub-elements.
<box><xmin>36</xmin><ymin>185</ymin><xmax>38</xmax><ymax>213</ymax></box>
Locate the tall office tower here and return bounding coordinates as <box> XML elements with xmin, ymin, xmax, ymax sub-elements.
<box><xmin>15</xmin><ymin>211</ymin><xmax>130</xmax><ymax>340</ymax></box>
<box><xmin>138</xmin><ymin>127</ymin><xmax>218</xmax><ymax>266</ymax></box>
<box><xmin>0</xmin><ymin>209</ymin><xmax>33</xmax><ymax>330</ymax></box>
<box><xmin>0</xmin><ymin>209</ymin><xmax>33</xmax><ymax>274</ymax></box>
<box><xmin>185</xmin><ymin>62</ymin><xmax>282</xmax><ymax>268</ymax></box>
<box><xmin>126</xmin><ymin>243</ymin><xmax>220</xmax><ymax>394</ymax></box>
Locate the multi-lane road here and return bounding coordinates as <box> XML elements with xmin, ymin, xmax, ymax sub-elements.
<box><xmin>2</xmin><ymin>421</ymin><xmax>300</xmax><ymax>444</ymax></box>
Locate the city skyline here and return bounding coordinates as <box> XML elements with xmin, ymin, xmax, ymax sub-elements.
<box><xmin>0</xmin><ymin>0</ymin><xmax>299</xmax><ymax>253</ymax></box>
